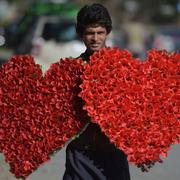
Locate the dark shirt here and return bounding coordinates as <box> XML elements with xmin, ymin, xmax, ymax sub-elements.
<box><xmin>69</xmin><ymin>50</ymin><xmax>118</xmax><ymax>152</ymax></box>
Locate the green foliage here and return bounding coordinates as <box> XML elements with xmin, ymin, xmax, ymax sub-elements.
<box><xmin>28</xmin><ymin>2</ymin><xmax>79</xmax><ymax>17</ymax></box>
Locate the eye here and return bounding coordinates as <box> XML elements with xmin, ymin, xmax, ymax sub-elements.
<box><xmin>98</xmin><ymin>31</ymin><xmax>105</xmax><ymax>35</ymax></box>
<box><xmin>85</xmin><ymin>31</ymin><xmax>95</xmax><ymax>35</ymax></box>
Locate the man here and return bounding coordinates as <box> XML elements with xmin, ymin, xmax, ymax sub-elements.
<box><xmin>63</xmin><ymin>4</ymin><xmax>131</xmax><ymax>180</ymax></box>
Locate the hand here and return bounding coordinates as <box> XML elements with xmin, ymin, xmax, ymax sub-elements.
<box><xmin>137</xmin><ymin>160</ymin><xmax>163</xmax><ymax>172</ymax></box>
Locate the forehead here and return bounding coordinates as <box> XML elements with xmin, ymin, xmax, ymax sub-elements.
<box><xmin>84</xmin><ymin>24</ymin><xmax>106</xmax><ymax>32</ymax></box>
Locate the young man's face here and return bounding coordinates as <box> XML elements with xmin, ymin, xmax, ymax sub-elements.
<box><xmin>81</xmin><ymin>24</ymin><xmax>108</xmax><ymax>54</ymax></box>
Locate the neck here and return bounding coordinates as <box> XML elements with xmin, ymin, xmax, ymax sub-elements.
<box><xmin>85</xmin><ymin>49</ymin><xmax>94</xmax><ymax>57</ymax></box>
<box><xmin>84</xmin><ymin>46</ymin><xmax>107</xmax><ymax>62</ymax></box>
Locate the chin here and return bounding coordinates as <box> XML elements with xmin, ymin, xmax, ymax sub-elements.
<box><xmin>90</xmin><ymin>47</ymin><xmax>101</xmax><ymax>53</ymax></box>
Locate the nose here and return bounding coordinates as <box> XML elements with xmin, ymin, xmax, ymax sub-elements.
<box><xmin>92</xmin><ymin>33</ymin><xmax>98</xmax><ymax>41</ymax></box>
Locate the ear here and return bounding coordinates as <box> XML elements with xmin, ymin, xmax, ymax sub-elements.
<box><xmin>80</xmin><ymin>35</ymin><xmax>85</xmax><ymax>42</ymax></box>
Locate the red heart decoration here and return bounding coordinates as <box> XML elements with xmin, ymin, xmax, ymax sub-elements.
<box><xmin>0</xmin><ymin>55</ymin><xmax>87</xmax><ymax>178</ymax></box>
<box><xmin>80</xmin><ymin>47</ymin><xmax>180</xmax><ymax>165</ymax></box>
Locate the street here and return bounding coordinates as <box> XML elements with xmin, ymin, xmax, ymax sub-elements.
<box><xmin>0</xmin><ymin>144</ymin><xmax>180</xmax><ymax>180</ymax></box>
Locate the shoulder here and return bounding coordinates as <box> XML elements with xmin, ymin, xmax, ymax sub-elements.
<box><xmin>77</xmin><ymin>52</ymin><xmax>86</xmax><ymax>59</ymax></box>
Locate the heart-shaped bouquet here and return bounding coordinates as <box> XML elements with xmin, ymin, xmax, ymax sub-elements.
<box><xmin>80</xmin><ymin>47</ymin><xmax>180</xmax><ymax>165</ymax></box>
<box><xmin>0</xmin><ymin>55</ymin><xmax>87</xmax><ymax>178</ymax></box>
<box><xmin>0</xmin><ymin>48</ymin><xmax>180</xmax><ymax>178</ymax></box>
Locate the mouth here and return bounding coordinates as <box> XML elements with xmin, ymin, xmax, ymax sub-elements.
<box><xmin>91</xmin><ymin>44</ymin><xmax>100</xmax><ymax>48</ymax></box>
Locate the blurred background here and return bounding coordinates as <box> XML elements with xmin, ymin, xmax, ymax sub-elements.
<box><xmin>0</xmin><ymin>0</ymin><xmax>180</xmax><ymax>68</ymax></box>
<box><xmin>0</xmin><ymin>0</ymin><xmax>180</xmax><ymax>179</ymax></box>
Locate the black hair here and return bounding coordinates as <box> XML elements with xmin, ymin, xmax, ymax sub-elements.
<box><xmin>76</xmin><ymin>3</ymin><xmax>112</xmax><ymax>37</ymax></box>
